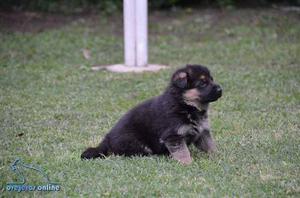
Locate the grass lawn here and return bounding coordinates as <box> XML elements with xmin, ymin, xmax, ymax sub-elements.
<box><xmin>0</xmin><ymin>8</ymin><xmax>299</xmax><ymax>197</ymax></box>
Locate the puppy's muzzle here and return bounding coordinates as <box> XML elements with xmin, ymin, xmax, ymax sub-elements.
<box><xmin>214</xmin><ymin>84</ymin><xmax>222</xmax><ymax>98</ymax></box>
<box><xmin>208</xmin><ymin>84</ymin><xmax>222</xmax><ymax>102</ymax></box>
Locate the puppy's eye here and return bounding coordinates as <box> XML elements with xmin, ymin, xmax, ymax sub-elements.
<box><xmin>196</xmin><ymin>80</ymin><xmax>207</xmax><ymax>88</ymax></box>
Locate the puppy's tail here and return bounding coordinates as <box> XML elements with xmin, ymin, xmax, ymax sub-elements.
<box><xmin>81</xmin><ymin>137</ymin><xmax>109</xmax><ymax>160</ymax></box>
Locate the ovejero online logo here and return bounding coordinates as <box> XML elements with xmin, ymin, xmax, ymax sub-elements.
<box><xmin>6</xmin><ymin>158</ymin><xmax>60</xmax><ymax>192</ymax></box>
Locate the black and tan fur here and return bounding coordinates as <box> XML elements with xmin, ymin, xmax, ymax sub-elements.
<box><xmin>81</xmin><ymin>64</ymin><xmax>222</xmax><ymax>164</ymax></box>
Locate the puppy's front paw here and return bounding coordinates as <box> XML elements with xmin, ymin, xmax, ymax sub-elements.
<box><xmin>171</xmin><ymin>148</ymin><xmax>193</xmax><ymax>165</ymax></box>
<box><xmin>178</xmin><ymin>156</ymin><xmax>193</xmax><ymax>165</ymax></box>
<box><xmin>206</xmin><ymin>139</ymin><xmax>217</xmax><ymax>154</ymax></box>
<box><xmin>194</xmin><ymin>134</ymin><xmax>217</xmax><ymax>154</ymax></box>
<box><xmin>165</xmin><ymin>139</ymin><xmax>193</xmax><ymax>165</ymax></box>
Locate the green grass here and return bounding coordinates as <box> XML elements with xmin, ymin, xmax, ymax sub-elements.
<box><xmin>0</xmin><ymin>8</ymin><xmax>300</xmax><ymax>197</ymax></box>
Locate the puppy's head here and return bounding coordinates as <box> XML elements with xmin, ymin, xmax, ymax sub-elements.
<box><xmin>171</xmin><ymin>64</ymin><xmax>222</xmax><ymax>109</ymax></box>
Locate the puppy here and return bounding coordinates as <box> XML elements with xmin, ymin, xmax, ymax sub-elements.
<box><xmin>81</xmin><ymin>64</ymin><xmax>222</xmax><ymax>165</ymax></box>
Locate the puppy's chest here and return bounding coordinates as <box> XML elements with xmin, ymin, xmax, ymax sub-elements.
<box><xmin>177</xmin><ymin>113</ymin><xmax>210</xmax><ymax>138</ymax></box>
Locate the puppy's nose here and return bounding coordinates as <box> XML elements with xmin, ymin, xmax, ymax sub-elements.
<box><xmin>215</xmin><ymin>85</ymin><xmax>222</xmax><ymax>95</ymax></box>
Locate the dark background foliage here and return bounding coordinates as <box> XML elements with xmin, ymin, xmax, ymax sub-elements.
<box><xmin>0</xmin><ymin>0</ymin><xmax>299</xmax><ymax>13</ymax></box>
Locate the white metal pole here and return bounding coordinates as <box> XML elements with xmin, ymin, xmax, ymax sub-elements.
<box><xmin>95</xmin><ymin>0</ymin><xmax>164</xmax><ymax>72</ymax></box>
<box><xmin>124</xmin><ymin>0</ymin><xmax>136</xmax><ymax>67</ymax></box>
<box><xmin>135</xmin><ymin>0</ymin><xmax>148</xmax><ymax>67</ymax></box>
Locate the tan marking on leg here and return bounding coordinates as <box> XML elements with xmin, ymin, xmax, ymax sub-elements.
<box><xmin>206</xmin><ymin>137</ymin><xmax>217</xmax><ymax>153</ymax></box>
<box><xmin>165</xmin><ymin>140</ymin><xmax>192</xmax><ymax>165</ymax></box>
<box><xmin>171</xmin><ymin>144</ymin><xmax>192</xmax><ymax>165</ymax></box>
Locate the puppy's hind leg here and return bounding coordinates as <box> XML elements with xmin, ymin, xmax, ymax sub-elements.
<box><xmin>111</xmin><ymin>135</ymin><xmax>153</xmax><ymax>157</ymax></box>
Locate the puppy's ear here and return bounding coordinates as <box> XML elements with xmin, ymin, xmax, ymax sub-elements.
<box><xmin>172</xmin><ymin>71</ymin><xmax>188</xmax><ymax>88</ymax></box>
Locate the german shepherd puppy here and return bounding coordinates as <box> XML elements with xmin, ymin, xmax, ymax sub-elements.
<box><xmin>81</xmin><ymin>65</ymin><xmax>222</xmax><ymax>164</ymax></box>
